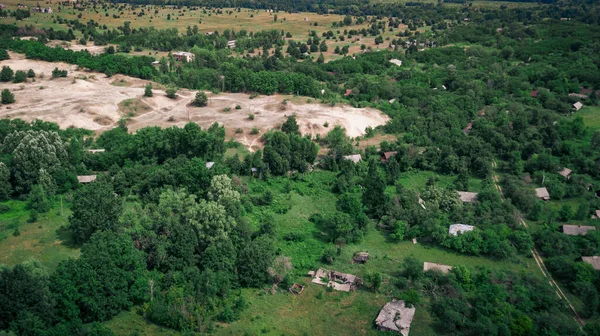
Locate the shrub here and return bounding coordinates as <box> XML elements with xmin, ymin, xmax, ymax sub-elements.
<box><xmin>250</xmin><ymin>127</ymin><xmax>259</xmax><ymax>135</ymax></box>
<box><xmin>235</xmin><ymin>128</ymin><xmax>243</xmax><ymax>134</ymax></box>
<box><xmin>13</xmin><ymin>70</ymin><xmax>26</xmax><ymax>83</ymax></box>
<box><xmin>165</xmin><ymin>86</ymin><xmax>178</xmax><ymax>99</ymax></box>
<box><xmin>323</xmin><ymin>121</ymin><xmax>329</xmax><ymax>127</ymax></box>
<box><xmin>0</xmin><ymin>66</ymin><xmax>14</xmax><ymax>82</ymax></box>
<box><xmin>144</xmin><ymin>83</ymin><xmax>153</xmax><ymax>97</ymax></box>
<box><xmin>1</xmin><ymin>89</ymin><xmax>15</xmax><ymax>104</ymax></box>
<box><xmin>193</xmin><ymin>91</ymin><xmax>208</xmax><ymax>106</ymax></box>
<box><xmin>248</xmin><ymin>114</ymin><xmax>255</xmax><ymax>120</ymax></box>
<box><xmin>223</xmin><ymin>107</ymin><xmax>231</xmax><ymax>112</ymax></box>
<box><xmin>51</xmin><ymin>68</ymin><xmax>68</xmax><ymax>78</ymax></box>
<box><xmin>235</xmin><ymin>105</ymin><xmax>241</xmax><ymax>110</ymax></box>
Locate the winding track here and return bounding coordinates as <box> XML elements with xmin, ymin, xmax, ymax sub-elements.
<box><xmin>490</xmin><ymin>161</ymin><xmax>585</xmax><ymax>329</ymax></box>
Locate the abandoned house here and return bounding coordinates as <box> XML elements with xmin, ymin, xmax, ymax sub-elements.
<box><xmin>449</xmin><ymin>224</ymin><xmax>475</xmax><ymax>236</ymax></box>
<box><xmin>582</xmin><ymin>256</ymin><xmax>600</xmax><ymax>270</ymax></box>
<box><xmin>563</xmin><ymin>225</ymin><xmax>596</xmax><ymax>236</ymax></box>
<box><xmin>77</xmin><ymin>175</ymin><xmax>97</xmax><ymax>184</ymax></box>
<box><xmin>86</xmin><ymin>149</ymin><xmax>105</xmax><ymax>153</ymax></box>
<box><xmin>206</xmin><ymin>162</ymin><xmax>215</xmax><ymax>169</ymax></box>
<box><xmin>310</xmin><ymin>268</ymin><xmax>362</xmax><ymax>292</ymax></box>
<box><xmin>173</xmin><ymin>51</ymin><xmax>195</xmax><ymax>63</ymax></box>
<box><xmin>558</xmin><ymin>168</ymin><xmax>573</xmax><ymax>179</ymax></box>
<box><xmin>573</xmin><ymin>102</ymin><xmax>583</xmax><ymax>111</ymax></box>
<box><xmin>458</xmin><ymin>191</ymin><xmax>478</xmax><ymax>203</ymax></box>
<box><xmin>380</xmin><ymin>151</ymin><xmax>398</xmax><ymax>163</ymax></box>
<box><xmin>288</xmin><ymin>283</ymin><xmax>305</xmax><ymax>295</ymax></box>
<box><xmin>375</xmin><ymin>300</ymin><xmax>416</xmax><ymax>336</ymax></box>
<box><xmin>423</xmin><ymin>262</ymin><xmax>453</xmax><ymax>274</ymax></box>
<box><xmin>353</xmin><ymin>252</ymin><xmax>369</xmax><ymax>264</ymax></box>
<box><xmin>535</xmin><ymin>187</ymin><xmax>550</xmax><ymax>201</ymax></box>
<box><xmin>343</xmin><ymin>154</ymin><xmax>362</xmax><ymax>164</ymax></box>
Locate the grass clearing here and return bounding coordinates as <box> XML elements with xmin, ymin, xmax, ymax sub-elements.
<box><xmin>0</xmin><ymin>198</ymin><xmax>78</xmax><ymax>271</ymax></box>
<box><xmin>118</xmin><ymin>98</ymin><xmax>152</xmax><ymax>117</ymax></box>
<box><xmin>579</xmin><ymin>105</ymin><xmax>600</xmax><ymax>129</ymax></box>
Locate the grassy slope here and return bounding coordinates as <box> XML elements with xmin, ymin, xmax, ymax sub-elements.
<box><xmin>0</xmin><ymin>198</ymin><xmax>78</xmax><ymax>271</ymax></box>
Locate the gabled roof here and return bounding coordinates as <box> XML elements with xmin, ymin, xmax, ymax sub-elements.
<box><xmin>343</xmin><ymin>154</ymin><xmax>361</xmax><ymax>164</ymax></box>
<box><xmin>458</xmin><ymin>191</ymin><xmax>478</xmax><ymax>203</ymax></box>
<box><xmin>381</xmin><ymin>151</ymin><xmax>397</xmax><ymax>162</ymax></box>
<box><xmin>389</xmin><ymin>59</ymin><xmax>403</xmax><ymax>67</ymax></box>
<box><xmin>563</xmin><ymin>225</ymin><xmax>596</xmax><ymax>236</ymax></box>
<box><xmin>375</xmin><ymin>300</ymin><xmax>416</xmax><ymax>336</ymax></box>
<box><xmin>582</xmin><ymin>256</ymin><xmax>600</xmax><ymax>270</ymax></box>
<box><xmin>423</xmin><ymin>262</ymin><xmax>452</xmax><ymax>274</ymax></box>
<box><xmin>206</xmin><ymin>162</ymin><xmax>215</xmax><ymax>169</ymax></box>
<box><xmin>344</xmin><ymin>89</ymin><xmax>353</xmax><ymax>97</ymax></box>
<box><xmin>535</xmin><ymin>187</ymin><xmax>550</xmax><ymax>200</ymax></box>
<box><xmin>86</xmin><ymin>149</ymin><xmax>105</xmax><ymax>153</ymax></box>
<box><xmin>573</xmin><ymin>102</ymin><xmax>583</xmax><ymax>111</ymax></box>
<box><xmin>449</xmin><ymin>224</ymin><xmax>475</xmax><ymax>236</ymax></box>
<box><xmin>558</xmin><ymin>168</ymin><xmax>572</xmax><ymax>178</ymax></box>
<box><xmin>77</xmin><ymin>175</ymin><xmax>97</xmax><ymax>183</ymax></box>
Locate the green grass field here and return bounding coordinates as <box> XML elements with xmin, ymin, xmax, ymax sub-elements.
<box><xmin>579</xmin><ymin>105</ymin><xmax>600</xmax><ymax>129</ymax></box>
<box><xmin>0</xmin><ymin>198</ymin><xmax>79</xmax><ymax>271</ymax></box>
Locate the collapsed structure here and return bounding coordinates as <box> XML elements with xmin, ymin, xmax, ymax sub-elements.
<box><xmin>375</xmin><ymin>300</ymin><xmax>416</xmax><ymax>336</ymax></box>
<box><xmin>309</xmin><ymin>268</ymin><xmax>362</xmax><ymax>292</ymax></box>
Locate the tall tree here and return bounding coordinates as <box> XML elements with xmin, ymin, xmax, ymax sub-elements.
<box><xmin>362</xmin><ymin>159</ymin><xmax>387</xmax><ymax>218</ymax></box>
<box><xmin>69</xmin><ymin>182</ymin><xmax>122</xmax><ymax>244</ymax></box>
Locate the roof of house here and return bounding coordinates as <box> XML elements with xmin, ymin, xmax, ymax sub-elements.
<box><xmin>344</xmin><ymin>89</ymin><xmax>353</xmax><ymax>97</ymax></box>
<box><xmin>558</xmin><ymin>168</ymin><xmax>572</xmax><ymax>178</ymax></box>
<box><xmin>77</xmin><ymin>175</ymin><xmax>97</xmax><ymax>183</ymax></box>
<box><xmin>563</xmin><ymin>225</ymin><xmax>596</xmax><ymax>236</ymax></box>
<box><xmin>423</xmin><ymin>262</ymin><xmax>453</xmax><ymax>274</ymax></box>
<box><xmin>311</xmin><ymin>268</ymin><xmax>361</xmax><ymax>292</ymax></box>
<box><xmin>582</xmin><ymin>256</ymin><xmax>600</xmax><ymax>270</ymax></box>
<box><xmin>535</xmin><ymin>187</ymin><xmax>550</xmax><ymax>200</ymax></box>
<box><xmin>173</xmin><ymin>51</ymin><xmax>194</xmax><ymax>57</ymax></box>
<box><xmin>569</xmin><ymin>93</ymin><xmax>589</xmax><ymax>99</ymax></box>
<box><xmin>596</xmin><ymin>210</ymin><xmax>600</xmax><ymax>218</ymax></box>
<box><xmin>375</xmin><ymin>300</ymin><xmax>416</xmax><ymax>336</ymax></box>
<box><xmin>353</xmin><ymin>252</ymin><xmax>369</xmax><ymax>262</ymax></box>
<box><xmin>86</xmin><ymin>149</ymin><xmax>105</xmax><ymax>153</ymax></box>
<box><xmin>343</xmin><ymin>154</ymin><xmax>362</xmax><ymax>163</ymax></box>
<box><xmin>458</xmin><ymin>191</ymin><xmax>478</xmax><ymax>203</ymax></box>
<box><xmin>381</xmin><ymin>151</ymin><xmax>398</xmax><ymax>161</ymax></box>
<box><xmin>530</xmin><ymin>90</ymin><xmax>538</xmax><ymax>98</ymax></box>
<box><xmin>389</xmin><ymin>59</ymin><xmax>403</xmax><ymax>67</ymax></box>
<box><xmin>449</xmin><ymin>224</ymin><xmax>475</xmax><ymax>236</ymax></box>
<box><xmin>463</xmin><ymin>122</ymin><xmax>473</xmax><ymax>135</ymax></box>
<box><xmin>206</xmin><ymin>162</ymin><xmax>215</xmax><ymax>169</ymax></box>
<box><xmin>573</xmin><ymin>102</ymin><xmax>583</xmax><ymax>110</ymax></box>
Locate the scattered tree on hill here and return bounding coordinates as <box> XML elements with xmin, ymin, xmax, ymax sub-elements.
<box><xmin>26</xmin><ymin>69</ymin><xmax>35</xmax><ymax>78</ymax></box>
<box><xmin>13</xmin><ymin>70</ymin><xmax>26</xmax><ymax>83</ymax></box>
<box><xmin>144</xmin><ymin>83</ymin><xmax>153</xmax><ymax>97</ymax></box>
<box><xmin>1</xmin><ymin>89</ymin><xmax>14</xmax><ymax>104</ymax></box>
<box><xmin>0</xmin><ymin>162</ymin><xmax>11</xmax><ymax>200</ymax></box>
<box><xmin>193</xmin><ymin>91</ymin><xmax>208</xmax><ymax>106</ymax></box>
<box><xmin>0</xmin><ymin>66</ymin><xmax>13</xmax><ymax>82</ymax></box>
<box><xmin>165</xmin><ymin>86</ymin><xmax>178</xmax><ymax>99</ymax></box>
<box><xmin>281</xmin><ymin>115</ymin><xmax>300</xmax><ymax>135</ymax></box>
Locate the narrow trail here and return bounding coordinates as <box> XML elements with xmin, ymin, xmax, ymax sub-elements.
<box><xmin>491</xmin><ymin>161</ymin><xmax>585</xmax><ymax>329</ymax></box>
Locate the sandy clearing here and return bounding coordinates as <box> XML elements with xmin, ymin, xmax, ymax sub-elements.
<box><xmin>0</xmin><ymin>53</ymin><xmax>389</xmax><ymax>149</ymax></box>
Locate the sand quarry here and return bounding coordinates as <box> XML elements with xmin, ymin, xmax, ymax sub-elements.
<box><xmin>0</xmin><ymin>52</ymin><xmax>389</xmax><ymax>149</ymax></box>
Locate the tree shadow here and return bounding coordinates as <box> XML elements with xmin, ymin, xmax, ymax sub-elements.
<box><xmin>56</xmin><ymin>225</ymin><xmax>80</xmax><ymax>249</ymax></box>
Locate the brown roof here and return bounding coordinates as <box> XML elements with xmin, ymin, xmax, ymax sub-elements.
<box><xmin>562</xmin><ymin>225</ymin><xmax>596</xmax><ymax>236</ymax></box>
<box><xmin>344</xmin><ymin>89</ymin><xmax>352</xmax><ymax>97</ymax></box>
<box><xmin>535</xmin><ymin>187</ymin><xmax>550</xmax><ymax>200</ymax></box>
<box><xmin>582</xmin><ymin>256</ymin><xmax>600</xmax><ymax>270</ymax></box>
<box><xmin>530</xmin><ymin>90</ymin><xmax>538</xmax><ymax>98</ymax></box>
<box><xmin>381</xmin><ymin>151</ymin><xmax>397</xmax><ymax>162</ymax></box>
<box><xmin>558</xmin><ymin>168</ymin><xmax>572</xmax><ymax>178</ymax></box>
<box><xmin>375</xmin><ymin>300</ymin><xmax>415</xmax><ymax>336</ymax></box>
<box><xmin>463</xmin><ymin>122</ymin><xmax>473</xmax><ymax>135</ymax></box>
<box><xmin>458</xmin><ymin>191</ymin><xmax>478</xmax><ymax>203</ymax></box>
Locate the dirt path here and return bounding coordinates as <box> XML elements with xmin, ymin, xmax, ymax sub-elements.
<box><xmin>491</xmin><ymin>161</ymin><xmax>585</xmax><ymax>329</ymax></box>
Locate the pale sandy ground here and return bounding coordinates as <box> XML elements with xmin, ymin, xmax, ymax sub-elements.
<box><xmin>0</xmin><ymin>52</ymin><xmax>389</xmax><ymax>150</ymax></box>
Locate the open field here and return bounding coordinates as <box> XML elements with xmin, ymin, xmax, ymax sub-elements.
<box><xmin>0</xmin><ymin>53</ymin><xmax>389</xmax><ymax>150</ymax></box>
<box><xmin>0</xmin><ymin>199</ymin><xmax>78</xmax><ymax>271</ymax></box>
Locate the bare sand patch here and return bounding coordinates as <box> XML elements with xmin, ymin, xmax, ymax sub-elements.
<box><xmin>0</xmin><ymin>53</ymin><xmax>390</xmax><ymax>149</ymax></box>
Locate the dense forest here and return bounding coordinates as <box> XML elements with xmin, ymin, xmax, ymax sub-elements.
<box><xmin>1</xmin><ymin>0</ymin><xmax>600</xmax><ymax>335</ymax></box>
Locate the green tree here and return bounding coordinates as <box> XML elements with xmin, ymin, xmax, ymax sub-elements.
<box><xmin>144</xmin><ymin>83</ymin><xmax>153</xmax><ymax>97</ymax></box>
<box><xmin>237</xmin><ymin>236</ymin><xmax>276</xmax><ymax>287</ymax></box>
<box><xmin>13</xmin><ymin>70</ymin><xmax>26</xmax><ymax>83</ymax></box>
<box><xmin>281</xmin><ymin>115</ymin><xmax>300</xmax><ymax>135</ymax></box>
<box><xmin>193</xmin><ymin>91</ymin><xmax>208</xmax><ymax>107</ymax></box>
<box><xmin>0</xmin><ymin>66</ymin><xmax>13</xmax><ymax>82</ymax></box>
<box><xmin>362</xmin><ymin>159</ymin><xmax>387</xmax><ymax>217</ymax></box>
<box><xmin>1</xmin><ymin>89</ymin><xmax>14</xmax><ymax>104</ymax></box>
<box><xmin>27</xmin><ymin>184</ymin><xmax>50</xmax><ymax>213</ymax></box>
<box><xmin>26</xmin><ymin>69</ymin><xmax>35</xmax><ymax>78</ymax></box>
<box><xmin>69</xmin><ymin>182</ymin><xmax>122</xmax><ymax>244</ymax></box>
<box><xmin>316</xmin><ymin>53</ymin><xmax>325</xmax><ymax>64</ymax></box>
<box><xmin>264</xmin><ymin>131</ymin><xmax>291</xmax><ymax>175</ymax></box>
<box><xmin>165</xmin><ymin>86</ymin><xmax>178</xmax><ymax>99</ymax></box>
<box><xmin>0</xmin><ymin>162</ymin><xmax>10</xmax><ymax>200</ymax></box>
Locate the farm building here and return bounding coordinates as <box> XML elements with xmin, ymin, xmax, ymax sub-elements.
<box><xmin>344</xmin><ymin>89</ymin><xmax>353</xmax><ymax>97</ymax></box>
<box><xmin>375</xmin><ymin>300</ymin><xmax>416</xmax><ymax>336</ymax></box>
<box><xmin>569</xmin><ymin>93</ymin><xmax>588</xmax><ymax>99</ymax></box>
<box><xmin>380</xmin><ymin>151</ymin><xmax>397</xmax><ymax>163</ymax></box>
<box><xmin>449</xmin><ymin>224</ymin><xmax>475</xmax><ymax>236</ymax></box>
<box><xmin>31</xmin><ymin>6</ymin><xmax>52</xmax><ymax>13</ymax></box>
<box><xmin>310</xmin><ymin>268</ymin><xmax>362</xmax><ymax>292</ymax></box>
<box><xmin>288</xmin><ymin>283</ymin><xmax>305</xmax><ymax>295</ymax></box>
<box><xmin>582</xmin><ymin>256</ymin><xmax>600</xmax><ymax>270</ymax></box>
<box><xmin>206</xmin><ymin>162</ymin><xmax>215</xmax><ymax>169</ymax></box>
<box><xmin>573</xmin><ymin>102</ymin><xmax>583</xmax><ymax>111</ymax></box>
<box><xmin>458</xmin><ymin>191</ymin><xmax>478</xmax><ymax>203</ymax></box>
<box><xmin>77</xmin><ymin>175</ymin><xmax>97</xmax><ymax>184</ymax></box>
<box><xmin>353</xmin><ymin>252</ymin><xmax>369</xmax><ymax>264</ymax></box>
<box><xmin>227</xmin><ymin>40</ymin><xmax>236</xmax><ymax>48</ymax></box>
<box><xmin>423</xmin><ymin>262</ymin><xmax>453</xmax><ymax>274</ymax></box>
<box><xmin>593</xmin><ymin>210</ymin><xmax>600</xmax><ymax>220</ymax></box>
<box><xmin>86</xmin><ymin>149</ymin><xmax>105</xmax><ymax>153</ymax></box>
<box><xmin>562</xmin><ymin>225</ymin><xmax>596</xmax><ymax>236</ymax></box>
<box><xmin>535</xmin><ymin>187</ymin><xmax>550</xmax><ymax>201</ymax></box>
<box><xmin>558</xmin><ymin>168</ymin><xmax>573</xmax><ymax>179</ymax></box>
<box><xmin>173</xmin><ymin>51</ymin><xmax>194</xmax><ymax>63</ymax></box>
<box><xmin>343</xmin><ymin>154</ymin><xmax>361</xmax><ymax>164</ymax></box>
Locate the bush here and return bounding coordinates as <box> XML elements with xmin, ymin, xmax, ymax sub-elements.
<box><xmin>27</xmin><ymin>209</ymin><xmax>38</xmax><ymax>223</ymax></box>
<box><xmin>250</xmin><ymin>127</ymin><xmax>259</xmax><ymax>135</ymax></box>
<box><xmin>144</xmin><ymin>83</ymin><xmax>153</xmax><ymax>97</ymax></box>
<box><xmin>1</xmin><ymin>89</ymin><xmax>15</xmax><ymax>104</ymax></box>
<box><xmin>51</xmin><ymin>68</ymin><xmax>68</xmax><ymax>78</ymax></box>
<box><xmin>248</xmin><ymin>114</ymin><xmax>255</xmax><ymax>120</ymax></box>
<box><xmin>0</xmin><ymin>66</ymin><xmax>13</xmax><ymax>82</ymax></box>
<box><xmin>321</xmin><ymin>246</ymin><xmax>337</xmax><ymax>264</ymax></box>
<box><xmin>235</xmin><ymin>105</ymin><xmax>241</xmax><ymax>110</ymax></box>
<box><xmin>165</xmin><ymin>86</ymin><xmax>178</xmax><ymax>99</ymax></box>
<box><xmin>193</xmin><ymin>91</ymin><xmax>208</xmax><ymax>106</ymax></box>
<box><xmin>13</xmin><ymin>70</ymin><xmax>26</xmax><ymax>83</ymax></box>
<box><xmin>223</xmin><ymin>107</ymin><xmax>231</xmax><ymax>112</ymax></box>
<box><xmin>26</xmin><ymin>69</ymin><xmax>35</xmax><ymax>78</ymax></box>
<box><xmin>235</xmin><ymin>128</ymin><xmax>243</xmax><ymax>134</ymax></box>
